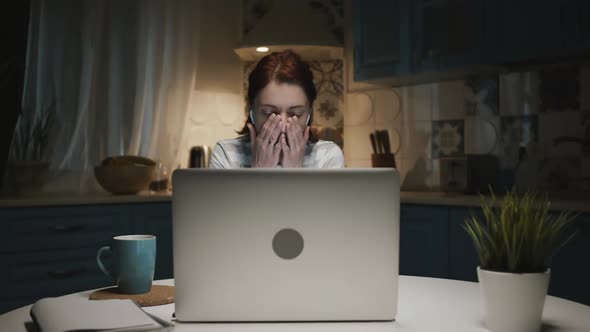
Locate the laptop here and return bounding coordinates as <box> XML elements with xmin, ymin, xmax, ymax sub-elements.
<box><xmin>172</xmin><ymin>168</ymin><xmax>400</xmax><ymax>322</ymax></box>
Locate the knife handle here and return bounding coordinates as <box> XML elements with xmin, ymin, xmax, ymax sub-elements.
<box><xmin>370</xmin><ymin>133</ymin><xmax>377</xmax><ymax>154</ymax></box>
<box><xmin>377</xmin><ymin>130</ymin><xmax>385</xmax><ymax>154</ymax></box>
<box><xmin>383</xmin><ymin>130</ymin><xmax>391</xmax><ymax>154</ymax></box>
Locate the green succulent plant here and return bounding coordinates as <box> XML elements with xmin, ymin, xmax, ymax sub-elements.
<box><xmin>464</xmin><ymin>187</ymin><xmax>577</xmax><ymax>274</ymax></box>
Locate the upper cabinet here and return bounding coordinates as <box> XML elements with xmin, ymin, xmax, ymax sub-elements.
<box><xmin>352</xmin><ymin>0</ymin><xmax>590</xmax><ymax>84</ymax></box>
<box><xmin>496</xmin><ymin>0</ymin><xmax>590</xmax><ymax>63</ymax></box>
<box><xmin>413</xmin><ymin>0</ymin><xmax>487</xmax><ymax>71</ymax></box>
<box><xmin>353</xmin><ymin>0</ymin><xmax>411</xmax><ymax>81</ymax></box>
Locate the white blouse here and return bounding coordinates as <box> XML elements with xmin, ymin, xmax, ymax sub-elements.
<box><xmin>208</xmin><ymin>137</ymin><xmax>344</xmax><ymax>169</ymax></box>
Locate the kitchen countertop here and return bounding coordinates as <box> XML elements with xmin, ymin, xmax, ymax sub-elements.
<box><xmin>400</xmin><ymin>191</ymin><xmax>590</xmax><ymax>212</ymax></box>
<box><xmin>0</xmin><ymin>191</ymin><xmax>172</xmax><ymax>208</ymax></box>
<box><xmin>0</xmin><ymin>190</ymin><xmax>588</xmax><ymax>212</ymax></box>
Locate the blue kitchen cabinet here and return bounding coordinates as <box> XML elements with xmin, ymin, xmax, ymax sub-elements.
<box><xmin>448</xmin><ymin>207</ymin><xmax>481</xmax><ymax>282</ymax></box>
<box><xmin>540</xmin><ymin>1</ymin><xmax>590</xmax><ymax>59</ymax></box>
<box><xmin>0</xmin><ymin>204</ymin><xmax>134</xmax><ymax>314</ymax></box>
<box><xmin>131</xmin><ymin>203</ymin><xmax>174</xmax><ymax>280</ymax></box>
<box><xmin>0</xmin><ymin>247</ymin><xmax>114</xmax><ymax>313</ymax></box>
<box><xmin>353</xmin><ymin>0</ymin><xmax>590</xmax><ymax>84</ymax></box>
<box><xmin>494</xmin><ymin>0</ymin><xmax>590</xmax><ymax>64</ymax></box>
<box><xmin>0</xmin><ymin>205</ymin><xmax>132</xmax><ymax>253</ymax></box>
<box><xmin>399</xmin><ymin>204</ymin><xmax>449</xmax><ymax>278</ymax></box>
<box><xmin>448</xmin><ymin>206</ymin><xmax>590</xmax><ymax>306</ymax></box>
<box><xmin>412</xmin><ymin>0</ymin><xmax>488</xmax><ymax>72</ymax></box>
<box><xmin>547</xmin><ymin>213</ymin><xmax>590</xmax><ymax>306</ymax></box>
<box><xmin>551</xmin><ymin>1</ymin><xmax>585</xmax><ymax>57</ymax></box>
<box><xmin>352</xmin><ymin>0</ymin><xmax>412</xmax><ymax>81</ymax></box>
<box><xmin>580</xmin><ymin>1</ymin><xmax>590</xmax><ymax>54</ymax></box>
<box><xmin>411</xmin><ymin>0</ymin><xmax>438</xmax><ymax>73</ymax></box>
<box><xmin>353</xmin><ymin>0</ymin><xmax>493</xmax><ymax>82</ymax></box>
<box><xmin>494</xmin><ymin>0</ymin><xmax>550</xmax><ymax>63</ymax></box>
<box><xmin>0</xmin><ymin>201</ymin><xmax>175</xmax><ymax>315</ymax></box>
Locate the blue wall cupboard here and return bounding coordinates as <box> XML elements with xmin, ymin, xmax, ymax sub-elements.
<box><xmin>352</xmin><ymin>0</ymin><xmax>412</xmax><ymax>81</ymax></box>
<box><xmin>353</xmin><ymin>0</ymin><xmax>590</xmax><ymax>84</ymax></box>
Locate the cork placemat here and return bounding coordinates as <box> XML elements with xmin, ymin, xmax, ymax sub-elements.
<box><xmin>89</xmin><ymin>285</ymin><xmax>174</xmax><ymax>307</ymax></box>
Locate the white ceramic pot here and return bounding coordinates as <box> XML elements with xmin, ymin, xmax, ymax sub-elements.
<box><xmin>477</xmin><ymin>267</ymin><xmax>550</xmax><ymax>332</ymax></box>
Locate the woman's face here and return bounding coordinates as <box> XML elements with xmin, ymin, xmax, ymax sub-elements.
<box><xmin>252</xmin><ymin>81</ymin><xmax>310</xmax><ymax>133</ymax></box>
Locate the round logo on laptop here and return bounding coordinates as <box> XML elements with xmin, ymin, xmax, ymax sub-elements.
<box><xmin>272</xmin><ymin>228</ymin><xmax>304</xmax><ymax>260</ymax></box>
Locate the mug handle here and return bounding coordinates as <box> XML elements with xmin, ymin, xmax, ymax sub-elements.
<box><xmin>96</xmin><ymin>246</ymin><xmax>113</xmax><ymax>279</ymax></box>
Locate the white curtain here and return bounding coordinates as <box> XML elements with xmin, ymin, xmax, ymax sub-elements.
<box><xmin>6</xmin><ymin>0</ymin><xmax>200</xmax><ymax>193</ymax></box>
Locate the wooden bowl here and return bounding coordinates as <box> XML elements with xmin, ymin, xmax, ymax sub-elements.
<box><xmin>94</xmin><ymin>156</ymin><xmax>156</xmax><ymax>194</ymax></box>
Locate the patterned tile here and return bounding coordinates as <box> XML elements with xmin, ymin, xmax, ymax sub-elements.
<box><xmin>538</xmin><ymin>157</ymin><xmax>583</xmax><ymax>192</ymax></box>
<box><xmin>539</xmin><ymin>66</ymin><xmax>580</xmax><ymax>112</ymax></box>
<box><xmin>402</xmin><ymin>84</ymin><xmax>433</xmax><ymax>121</ymax></box>
<box><xmin>373</xmin><ymin>89</ymin><xmax>401</xmax><ymax>123</ymax></box>
<box><xmin>500</xmin><ymin>115</ymin><xmax>538</xmax><ymax>146</ymax></box>
<box><xmin>314</xmin><ymin>92</ymin><xmax>343</xmax><ymax>127</ymax></box>
<box><xmin>399</xmin><ymin>158</ymin><xmax>439</xmax><ymax>191</ymax></box>
<box><xmin>432</xmin><ymin>80</ymin><xmax>464</xmax><ymax>120</ymax></box>
<box><xmin>499</xmin><ymin>115</ymin><xmax>538</xmax><ymax>169</ymax></box>
<box><xmin>499</xmin><ymin>71</ymin><xmax>540</xmax><ymax>116</ymax></box>
<box><xmin>432</xmin><ymin>120</ymin><xmax>464</xmax><ymax>159</ymax></box>
<box><xmin>312</xmin><ymin>126</ymin><xmax>343</xmax><ymax>149</ymax></box>
<box><xmin>538</xmin><ymin>111</ymin><xmax>584</xmax><ymax>158</ymax></box>
<box><xmin>343</xmin><ymin>123</ymin><xmax>373</xmax><ymax>160</ymax></box>
<box><xmin>400</xmin><ymin>121</ymin><xmax>432</xmax><ymax>161</ymax></box>
<box><xmin>309</xmin><ymin>60</ymin><xmax>344</xmax><ymax>97</ymax></box>
<box><xmin>464</xmin><ymin>116</ymin><xmax>500</xmax><ymax>155</ymax></box>
<box><xmin>464</xmin><ymin>76</ymin><xmax>499</xmax><ymax>117</ymax></box>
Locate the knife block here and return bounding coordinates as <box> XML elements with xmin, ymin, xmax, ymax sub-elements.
<box><xmin>371</xmin><ymin>153</ymin><xmax>397</xmax><ymax>168</ymax></box>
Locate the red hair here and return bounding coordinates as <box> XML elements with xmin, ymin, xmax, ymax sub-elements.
<box><xmin>238</xmin><ymin>50</ymin><xmax>318</xmax><ymax>142</ymax></box>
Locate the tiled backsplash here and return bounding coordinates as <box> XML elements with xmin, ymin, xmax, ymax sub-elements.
<box><xmin>241</xmin><ymin>0</ymin><xmax>345</xmax><ymax>148</ymax></box>
<box><xmin>344</xmin><ymin>64</ymin><xmax>590</xmax><ymax>194</ymax></box>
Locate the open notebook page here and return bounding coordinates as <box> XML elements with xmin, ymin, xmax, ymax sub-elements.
<box><xmin>30</xmin><ymin>296</ymin><xmax>170</xmax><ymax>332</ymax></box>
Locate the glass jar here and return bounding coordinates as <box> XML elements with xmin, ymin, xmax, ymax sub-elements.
<box><xmin>149</xmin><ymin>161</ymin><xmax>170</xmax><ymax>193</ymax></box>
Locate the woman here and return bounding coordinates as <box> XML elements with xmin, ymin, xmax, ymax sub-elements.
<box><xmin>209</xmin><ymin>50</ymin><xmax>344</xmax><ymax>168</ymax></box>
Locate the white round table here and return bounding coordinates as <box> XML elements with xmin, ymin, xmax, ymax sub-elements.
<box><xmin>1</xmin><ymin>276</ymin><xmax>589</xmax><ymax>332</ymax></box>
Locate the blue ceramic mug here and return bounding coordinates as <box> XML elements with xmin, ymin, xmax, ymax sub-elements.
<box><xmin>96</xmin><ymin>234</ymin><xmax>156</xmax><ymax>294</ymax></box>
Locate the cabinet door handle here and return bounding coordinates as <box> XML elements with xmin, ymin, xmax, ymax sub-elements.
<box><xmin>48</xmin><ymin>224</ymin><xmax>86</xmax><ymax>233</ymax></box>
<box><xmin>47</xmin><ymin>267</ymin><xmax>87</xmax><ymax>279</ymax></box>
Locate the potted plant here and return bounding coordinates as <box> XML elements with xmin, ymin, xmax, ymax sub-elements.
<box><xmin>464</xmin><ymin>188</ymin><xmax>577</xmax><ymax>332</ymax></box>
<box><xmin>3</xmin><ymin>101</ymin><xmax>56</xmax><ymax>195</ymax></box>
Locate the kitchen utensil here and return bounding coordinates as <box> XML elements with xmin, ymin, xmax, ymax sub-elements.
<box><xmin>189</xmin><ymin>145</ymin><xmax>211</xmax><ymax>168</ymax></box>
<box><xmin>370</xmin><ymin>133</ymin><xmax>377</xmax><ymax>154</ymax></box>
<box><xmin>370</xmin><ymin>130</ymin><xmax>397</xmax><ymax>168</ymax></box>
<box><xmin>383</xmin><ymin>130</ymin><xmax>391</xmax><ymax>154</ymax></box>
<box><xmin>377</xmin><ymin>130</ymin><xmax>386</xmax><ymax>153</ymax></box>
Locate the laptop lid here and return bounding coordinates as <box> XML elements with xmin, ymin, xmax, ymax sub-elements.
<box><xmin>172</xmin><ymin>168</ymin><xmax>399</xmax><ymax>322</ymax></box>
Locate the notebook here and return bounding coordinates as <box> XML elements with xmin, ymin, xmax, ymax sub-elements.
<box><xmin>30</xmin><ymin>296</ymin><xmax>172</xmax><ymax>332</ymax></box>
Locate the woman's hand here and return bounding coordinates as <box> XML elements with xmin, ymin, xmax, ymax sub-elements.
<box><xmin>280</xmin><ymin>115</ymin><xmax>310</xmax><ymax>168</ymax></box>
<box><xmin>248</xmin><ymin>113</ymin><xmax>283</xmax><ymax>167</ymax></box>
